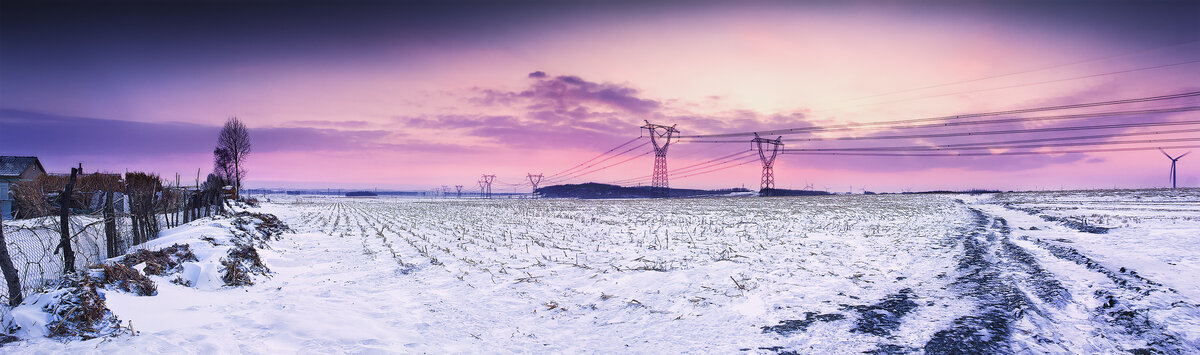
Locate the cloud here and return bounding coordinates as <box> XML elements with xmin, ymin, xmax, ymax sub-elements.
<box><xmin>415</xmin><ymin>72</ymin><xmax>821</xmax><ymax>152</ymax></box>
<box><xmin>476</xmin><ymin>72</ymin><xmax>662</xmax><ymax>114</ymax></box>
<box><xmin>286</xmin><ymin>120</ymin><xmax>373</xmax><ymax>128</ymax></box>
<box><xmin>0</xmin><ymin>109</ymin><xmax>460</xmax><ymax>158</ymax></box>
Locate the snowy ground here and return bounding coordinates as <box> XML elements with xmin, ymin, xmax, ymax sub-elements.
<box><xmin>4</xmin><ymin>189</ymin><xmax>1200</xmax><ymax>353</ymax></box>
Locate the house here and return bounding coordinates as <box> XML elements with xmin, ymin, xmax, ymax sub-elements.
<box><xmin>1</xmin><ymin>156</ymin><xmax>47</xmax><ymax>219</ymax></box>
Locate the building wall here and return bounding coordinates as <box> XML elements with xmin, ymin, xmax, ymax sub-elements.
<box><xmin>1</xmin><ymin>181</ymin><xmax>10</xmax><ymax>220</ymax></box>
<box><xmin>20</xmin><ymin>163</ymin><xmax>45</xmax><ymax>181</ymax></box>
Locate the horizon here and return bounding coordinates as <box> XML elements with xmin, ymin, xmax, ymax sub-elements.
<box><xmin>2</xmin><ymin>0</ymin><xmax>1199</xmax><ymax>192</ymax></box>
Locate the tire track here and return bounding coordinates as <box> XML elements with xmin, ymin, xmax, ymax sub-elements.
<box><xmin>925</xmin><ymin>209</ymin><xmax>1075</xmax><ymax>354</ymax></box>
<box><xmin>1026</xmin><ymin>237</ymin><xmax>1196</xmax><ymax>354</ymax></box>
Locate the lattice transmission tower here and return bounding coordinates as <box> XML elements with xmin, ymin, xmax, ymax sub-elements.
<box><xmin>752</xmin><ymin>133</ymin><xmax>784</xmax><ymax>196</ymax></box>
<box><xmin>642</xmin><ymin>120</ymin><xmax>679</xmax><ymax>197</ymax></box>
<box><xmin>455</xmin><ymin>185</ymin><xmax>463</xmax><ymax>198</ymax></box>
<box><xmin>527</xmin><ymin>173</ymin><xmax>543</xmax><ymax>197</ymax></box>
<box><xmin>481</xmin><ymin>174</ymin><xmax>496</xmax><ymax>199</ymax></box>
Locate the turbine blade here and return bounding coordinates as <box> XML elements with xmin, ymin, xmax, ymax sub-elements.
<box><xmin>1160</xmin><ymin>147</ymin><xmax>1172</xmax><ymax>159</ymax></box>
<box><xmin>1180</xmin><ymin>151</ymin><xmax>1192</xmax><ymax>159</ymax></box>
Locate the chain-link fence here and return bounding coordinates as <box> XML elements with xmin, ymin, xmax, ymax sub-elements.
<box><xmin>1</xmin><ymin>188</ymin><xmax>223</xmax><ymax>306</ymax></box>
<box><xmin>2</xmin><ymin>214</ymin><xmax>115</xmax><ymax>298</ymax></box>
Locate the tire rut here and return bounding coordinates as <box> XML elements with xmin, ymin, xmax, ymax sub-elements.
<box><xmin>1025</xmin><ymin>237</ymin><xmax>1197</xmax><ymax>354</ymax></box>
<box><xmin>925</xmin><ymin>209</ymin><xmax>1073</xmax><ymax>354</ymax></box>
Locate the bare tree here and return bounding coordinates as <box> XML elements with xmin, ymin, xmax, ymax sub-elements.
<box><xmin>216</xmin><ymin>116</ymin><xmax>251</xmax><ymax>196</ymax></box>
<box><xmin>213</xmin><ymin>147</ymin><xmax>236</xmax><ymax>184</ymax></box>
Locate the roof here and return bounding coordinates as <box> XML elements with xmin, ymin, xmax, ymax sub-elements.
<box><xmin>0</xmin><ymin>156</ymin><xmax>45</xmax><ymax>178</ymax></box>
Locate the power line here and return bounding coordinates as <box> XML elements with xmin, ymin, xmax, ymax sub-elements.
<box><xmin>781</xmin><ymin>144</ymin><xmax>1200</xmax><ymax>157</ymax></box>
<box><xmin>678</xmin><ymin>90</ymin><xmax>1200</xmax><ymax>139</ymax></box>
<box><xmin>818</xmin><ymin>40</ymin><xmax>1200</xmax><ymax>107</ymax></box>
<box><xmin>608</xmin><ymin>150</ymin><xmax>755</xmax><ymax>185</ymax></box>
<box><xmin>779</xmin><ymin>127</ymin><xmax>1200</xmax><ymax>152</ymax></box>
<box><xmin>781</xmin><ymin>137</ymin><xmax>1200</xmax><ymax>152</ymax></box>
<box><xmin>661</xmin><ymin>156</ymin><xmax>761</xmax><ymax>182</ymax></box>
<box><xmin>820</xmin><ymin>59</ymin><xmax>1200</xmax><ymax>112</ymax></box>
<box><xmin>683</xmin><ymin>105</ymin><xmax>1200</xmax><ymax>143</ymax></box>
<box><xmin>545</xmin><ymin>137</ymin><xmax>643</xmax><ymax>179</ymax></box>
<box><xmin>698</xmin><ymin>119</ymin><xmax>1200</xmax><ymax>144</ymax></box>
<box><xmin>542</xmin><ymin>141</ymin><xmax>649</xmax><ymax>184</ymax></box>
<box><xmin>543</xmin><ymin>150</ymin><xmax>652</xmax><ymax>185</ymax></box>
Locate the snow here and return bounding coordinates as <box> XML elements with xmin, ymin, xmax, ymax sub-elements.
<box><xmin>3</xmin><ymin>189</ymin><xmax>1200</xmax><ymax>353</ymax></box>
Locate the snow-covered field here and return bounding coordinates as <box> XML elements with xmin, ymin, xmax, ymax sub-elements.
<box><xmin>5</xmin><ymin>189</ymin><xmax>1200</xmax><ymax>353</ymax></box>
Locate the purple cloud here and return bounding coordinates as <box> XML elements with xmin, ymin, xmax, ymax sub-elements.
<box><xmin>0</xmin><ymin>109</ymin><xmax>460</xmax><ymax>158</ymax></box>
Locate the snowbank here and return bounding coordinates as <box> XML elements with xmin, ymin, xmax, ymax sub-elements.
<box><xmin>1</xmin><ymin>209</ymin><xmax>290</xmax><ymax>343</ymax></box>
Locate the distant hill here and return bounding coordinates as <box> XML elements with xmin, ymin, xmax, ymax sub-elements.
<box><xmin>535</xmin><ymin>183</ymin><xmax>750</xmax><ymax>199</ymax></box>
<box><xmin>759</xmin><ymin>188</ymin><xmax>834</xmax><ymax>197</ymax></box>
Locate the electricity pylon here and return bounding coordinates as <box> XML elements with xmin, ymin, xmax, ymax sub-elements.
<box><xmin>1160</xmin><ymin>148</ymin><xmax>1191</xmax><ymax>188</ymax></box>
<box><xmin>642</xmin><ymin>120</ymin><xmax>679</xmax><ymax>197</ymax></box>
<box><xmin>527</xmin><ymin>173</ymin><xmax>543</xmax><ymax>197</ymax></box>
<box><xmin>455</xmin><ymin>185</ymin><xmax>463</xmax><ymax>198</ymax></box>
<box><xmin>752</xmin><ymin>133</ymin><xmax>783</xmax><ymax>196</ymax></box>
<box><xmin>481</xmin><ymin>174</ymin><xmax>496</xmax><ymax>199</ymax></box>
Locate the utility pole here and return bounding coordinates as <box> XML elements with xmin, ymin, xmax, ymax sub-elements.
<box><xmin>642</xmin><ymin>120</ymin><xmax>679</xmax><ymax>197</ymax></box>
<box><xmin>455</xmin><ymin>185</ymin><xmax>463</xmax><ymax>198</ymax></box>
<box><xmin>752</xmin><ymin>133</ymin><xmax>783</xmax><ymax>196</ymax></box>
<box><xmin>527</xmin><ymin>173</ymin><xmax>543</xmax><ymax>198</ymax></box>
<box><xmin>481</xmin><ymin>174</ymin><xmax>496</xmax><ymax>199</ymax></box>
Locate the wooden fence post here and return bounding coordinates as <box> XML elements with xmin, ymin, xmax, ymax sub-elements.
<box><xmin>55</xmin><ymin>168</ymin><xmax>78</xmax><ymax>274</ymax></box>
<box><xmin>104</xmin><ymin>191</ymin><xmax>119</xmax><ymax>258</ymax></box>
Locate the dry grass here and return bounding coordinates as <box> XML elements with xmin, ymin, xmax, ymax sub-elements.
<box><xmin>97</xmin><ymin>263</ymin><xmax>157</xmax><ymax>296</ymax></box>
<box><xmin>221</xmin><ymin>245</ymin><xmax>270</xmax><ymax>286</ymax></box>
<box><xmin>120</xmin><ymin>243</ymin><xmax>198</xmax><ymax>276</ymax></box>
<box><xmin>45</xmin><ymin>276</ymin><xmax>124</xmax><ymax>340</ymax></box>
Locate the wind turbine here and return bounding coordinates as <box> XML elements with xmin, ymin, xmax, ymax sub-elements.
<box><xmin>1160</xmin><ymin>148</ymin><xmax>1191</xmax><ymax>189</ymax></box>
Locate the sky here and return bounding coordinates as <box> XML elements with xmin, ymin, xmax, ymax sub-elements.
<box><xmin>2</xmin><ymin>0</ymin><xmax>1198</xmax><ymax>192</ymax></box>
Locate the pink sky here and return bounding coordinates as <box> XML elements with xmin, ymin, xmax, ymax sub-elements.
<box><xmin>2</xmin><ymin>1</ymin><xmax>1198</xmax><ymax>191</ymax></box>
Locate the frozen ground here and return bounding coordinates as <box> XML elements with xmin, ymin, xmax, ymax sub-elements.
<box><xmin>4</xmin><ymin>189</ymin><xmax>1200</xmax><ymax>353</ymax></box>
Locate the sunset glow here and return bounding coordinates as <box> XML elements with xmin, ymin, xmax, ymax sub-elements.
<box><xmin>3</xmin><ymin>0</ymin><xmax>1198</xmax><ymax>191</ymax></box>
